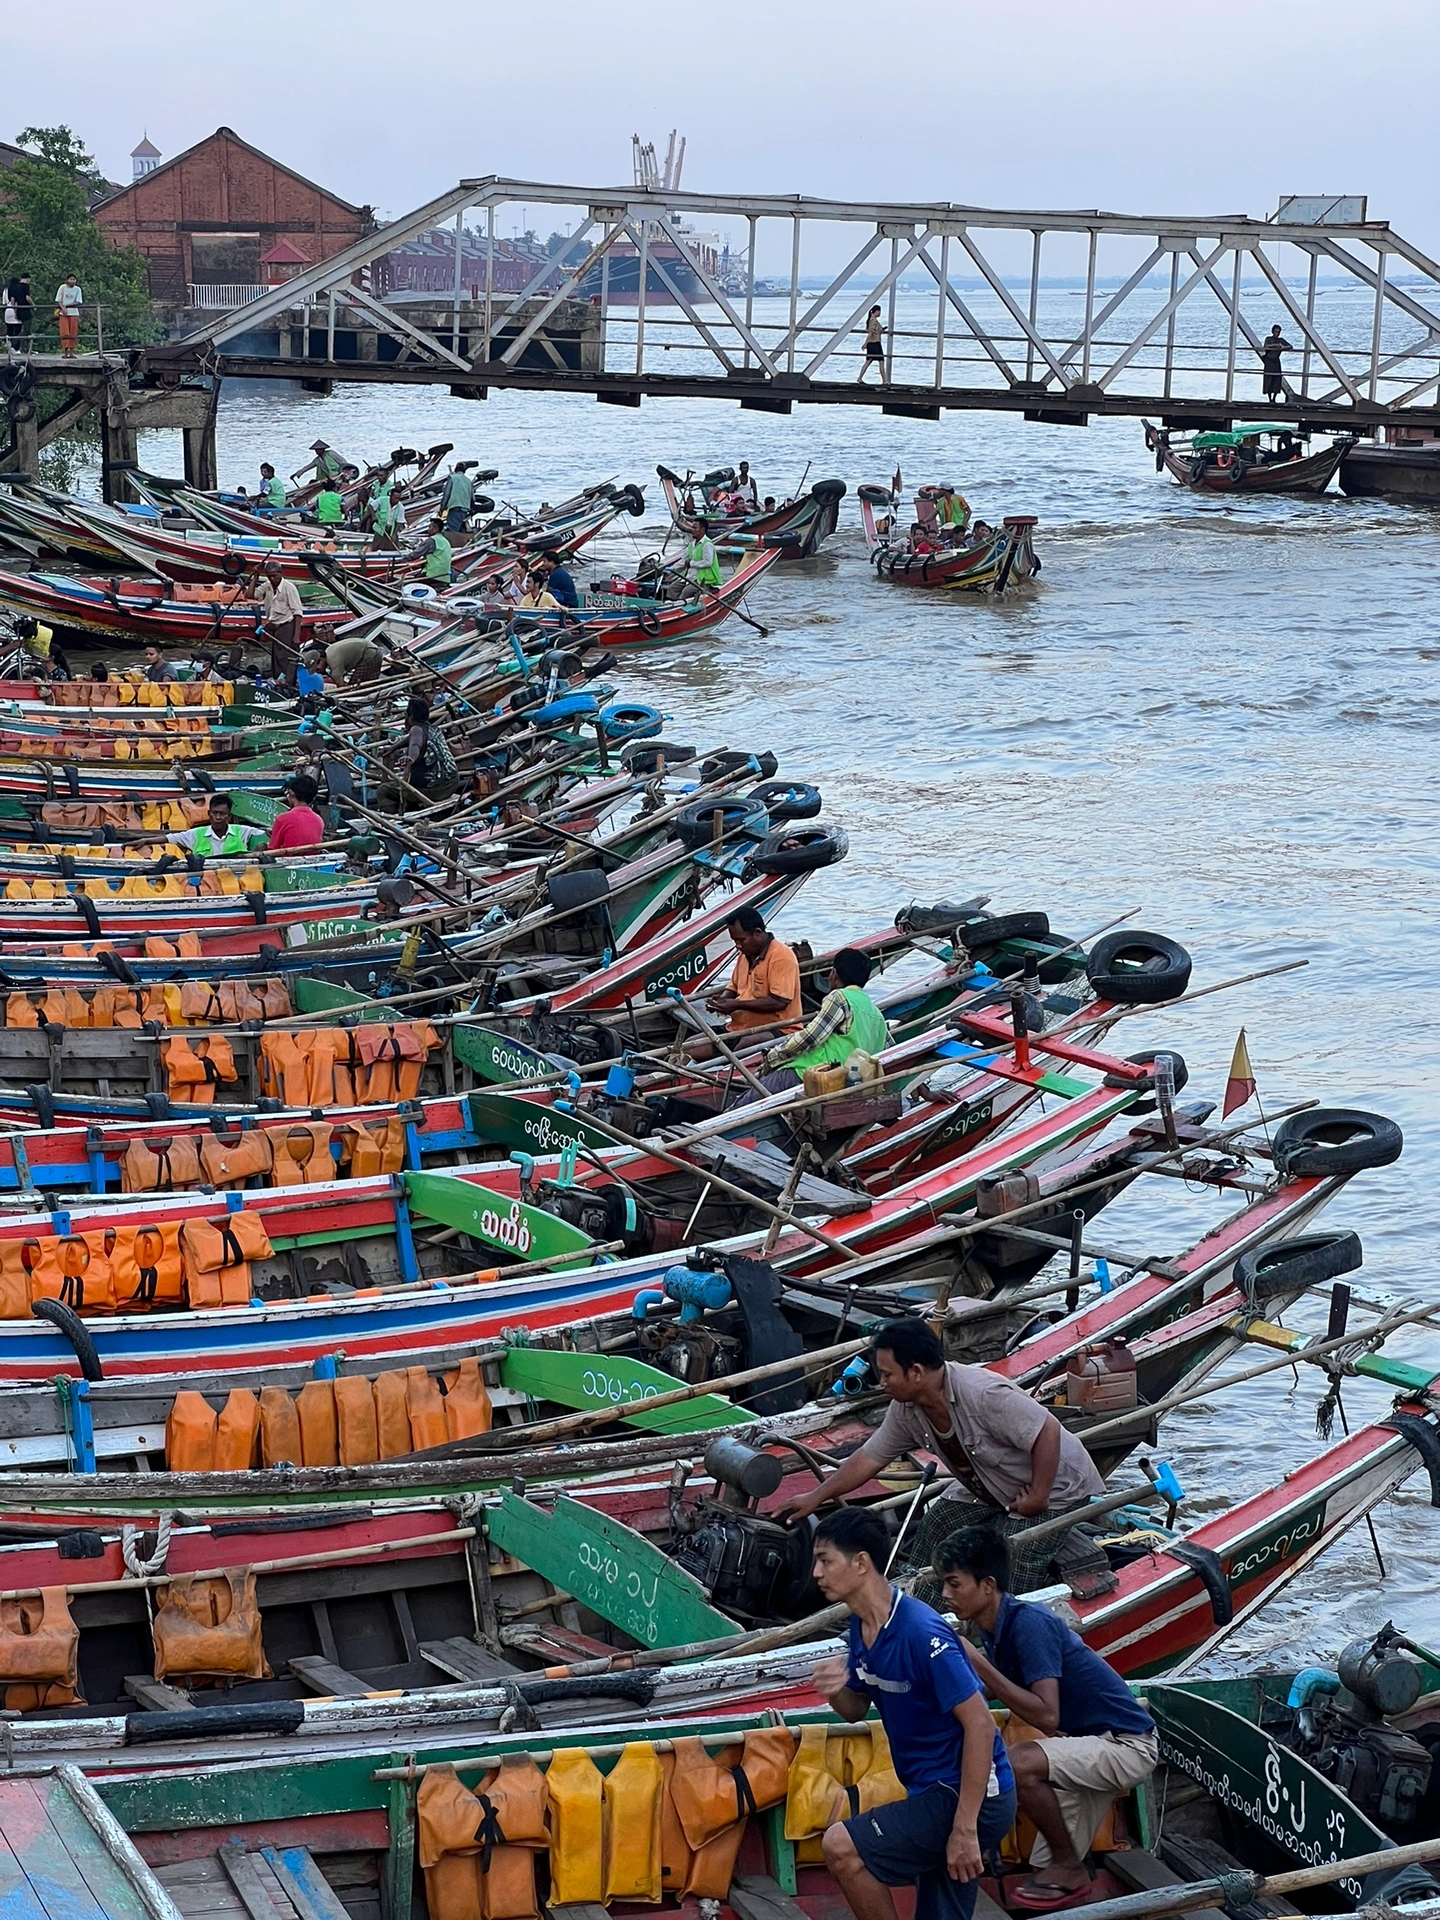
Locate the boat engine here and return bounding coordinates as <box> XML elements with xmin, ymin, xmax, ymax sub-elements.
<box><xmin>669</xmin><ymin>1434</ymin><xmax>820</xmax><ymax>1624</ymax></box>
<box><xmin>1285</xmin><ymin>1627</ymin><xmax>1436</xmax><ymax>1837</ymax></box>
<box><xmin>633</xmin><ymin>1252</ymin><xmax>806</xmax><ymax>1413</ymax></box>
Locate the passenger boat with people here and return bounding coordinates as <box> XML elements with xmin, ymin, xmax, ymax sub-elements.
<box><xmin>1142</xmin><ymin>422</ymin><xmax>1355</xmax><ymax>493</ymax></box>
<box><xmin>656</xmin><ymin>465</ymin><xmax>848</xmax><ymax>559</ymax></box>
<box><xmin>857</xmin><ymin>485</ymin><xmax>1041</xmax><ymax>591</ymax></box>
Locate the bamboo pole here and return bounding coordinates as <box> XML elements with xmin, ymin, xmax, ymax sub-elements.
<box><xmin>416</xmin><ymin>1333</ymin><xmax>872</xmax><ymax>1457</ymax></box>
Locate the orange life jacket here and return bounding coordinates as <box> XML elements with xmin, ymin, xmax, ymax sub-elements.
<box><xmin>295</xmin><ymin>1379</ymin><xmax>338</xmax><ymax>1466</ymax></box>
<box><xmin>0</xmin><ymin>1588</ymin><xmax>81</xmax><ymax>1711</ymax></box>
<box><xmin>165</xmin><ymin>1034</ymin><xmax>237</xmax><ymax>1105</ymax></box>
<box><xmin>342</xmin><ymin>1116</ymin><xmax>408</xmax><ymax>1179</ymax></box>
<box><xmin>259</xmin><ymin>1029</ymin><xmax>312</xmax><ymax>1109</ymax></box>
<box><xmin>54</xmin><ymin>1233</ymin><xmax>117</xmax><ymax>1315</ymax></box>
<box><xmin>179</xmin><ymin>981</ymin><xmax>226</xmax><ymax>1025</ymax></box>
<box><xmin>214</xmin><ymin>1388</ymin><xmax>262</xmax><ymax>1471</ymax></box>
<box><xmin>356</xmin><ymin>1023</ymin><xmax>436</xmax><ymax>1103</ymax></box>
<box><xmin>373</xmin><ymin>1369</ymin><xmax>413</xmax><ymax>1459</ymax></box>
<box><xmin>121</xmin><ymin>1134</ymin><xmax>203</xmax><ymax>1194</ymax></box>
<box><xmin>334</xmin><ymin>1375</ymin><xmax>379</xmax><ymax>1466</ymax></box>
<box><xmin>198</xmin><ymin>1128</ymin><xmax>274</xmax><ymax>1188</ymax></box>
<box><xmin>662</xmin><ymin>1742</ymin><xmax>751</xmax><ymax>1899</ymax></box>
<box><xmin>259</xmin><ymin>1385</ymin><xmax>302</xmax><ymax>1466</ymax></box>
<box><xmin>3</xmin><ymin>995</ymin><xmax>40</xmax><ymax>1029</ymax></box>
<box><xmin>111</xmin><ymin>1222</ymin><xmax>186</xmax><ymax>1309</ymax></box>
<box><xmin>670</xmin><ymin>1728</ymin><xmax>796</xmax><ymax>1848</ymax></box>
<box><xmin>270</xmin><ymin>1123</ymin><xmax>335</xmax><ymax>1187</ymax></box>
<box><xmin>152</xmin><ymin>1570</ymin><xmax>269</xmax><ymax>1683</ymax></box>
<box><xmin>166</xmin><ymin>1388</ymin><xmax>218</xmax><ymax>1471</ymax></box>
<box><xmin>442</xmin><ymin>1358</ymin><xmax>492</xmax><ymax>1440</ymax></box>
<box><xmin>181</xmin><ymin>1210</ymin><xmax>272</xmax><ymax>1309</ymax></box>
<box><xmin>406</xmin><ymin>1367</ymin><xmax>447</xmax><ymax>1452</ymax></box>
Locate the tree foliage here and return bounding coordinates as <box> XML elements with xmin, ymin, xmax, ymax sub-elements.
<box><xmin>0</xmin><ymin>125</ymin><xmax>157</xmax><ymax>345</ymax></box>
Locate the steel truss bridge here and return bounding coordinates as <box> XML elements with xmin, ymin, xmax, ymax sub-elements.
<box><xmin>164</xmin><ymin>181</ymin><xmax>1440</xmax><ymax>431</ymax></box>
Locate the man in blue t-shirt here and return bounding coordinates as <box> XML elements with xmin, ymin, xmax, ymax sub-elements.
<box><xmin>810</xmin><ymin>1507</ymin><xmax>1016</xmax><ymax>1920</ymax></box>
<box><xmin>935</xmin><ymin>1526</ymin><xmax>1158</xmax><ymax>1908</ymax></box>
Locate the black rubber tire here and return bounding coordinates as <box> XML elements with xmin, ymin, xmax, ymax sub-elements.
<box><xmin>622</xmin><ymin>739</ymin><xmax>696</xmax><ymax>773</ymax></box>
<box><xmin>700</xmin><ymin>749</ymin><xmax>778</xmax><ymax>783</ymax></box>
<box><xmin>221</xmin><ymin>552</ymin><xmax>247</xmax><ymax>580</ymax></box>
<box><xmin>1104</xmin><ymin>1049</ymin><xmax>1190</xmax><ymax>1112</ymax></box>
<box><xmin>672</xmin><ymin>796</ymin><xmax>768</xmax><ymax>850</ymax></box>
<box><xmin>810</xmin><ymin>478</ymin><xmax>847</xmax><ymax>503</ymax></box>
<box><xmin>1272</xmin><ymin>1108</ymin><xmax>1404</xmax><ymax>1179</ymax></box>
<box><xmin>1086</xmin><ymin>929</ymin><xmax>1193</xmax><ymax>1004</ymax></box>
<box><xmin>33</xmin><ymin>1298</ymin><xmax>104</xmax><ymax>1380</ymax></box>
<box><xmin>749</xmin><ymin>780</ymin><xmax>822</xmax><ymax>822</ymax></box>
<box><xmin>1235</xmin><ymin>1229</ymin><xmax>1363</xmax><ymax>1304</ymax></box>
<box><xmin>614</xmin><ymin>484</ymin><xmax>646</xmax><ymax>516</ymax></box>
<box><xmin>961</xmin><ymin>911</ymin><xmax>1051</xmax><ymax>954</ymax></box>
<box><xmin>751</xmin><ymin>824</ymin><xmax>849</xmax><ymax>875</ymax></box>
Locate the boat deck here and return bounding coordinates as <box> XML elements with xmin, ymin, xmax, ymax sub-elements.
<box><xmin>0</xmin><ymin>1767</ymin><xmax>175</xmax><ymax>1920</ymax></box>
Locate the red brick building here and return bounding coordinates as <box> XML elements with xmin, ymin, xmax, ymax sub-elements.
<box><xmin>93</xmin><ymin>127</ymin><xmax>371</xmax><ymax>305</ymax></box>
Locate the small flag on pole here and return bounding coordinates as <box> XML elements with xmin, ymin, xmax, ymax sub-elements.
<box><xmin>1222</xmin><ymin>1028</ymin><xmax>1256</xmax><ymax>1118</ymax></box>
<box><xmin>892</xmin><ymin>467</ymin><xmax>903</xmax><ymax>498</ymax></box>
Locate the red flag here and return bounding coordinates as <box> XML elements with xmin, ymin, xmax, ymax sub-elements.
<box><xmin>1222</xmin><ymin>1028</ymin><xmax>1256</xmax><ymax>1118</ymax></box>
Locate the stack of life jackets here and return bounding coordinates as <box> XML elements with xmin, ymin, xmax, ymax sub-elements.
<box><xmin>120</xmin><ymin>1114</ymin><xmax>407</xmax><ymax>1195</ymax></box>
<box><xmin>152</xmin><ymin>1570</ymin><xmax>269</xmax><ymax>1686</ymax></box>
<box><xmin>0</xmin><ymin>1223</ymin><xmax>187</xmax><ymax>1318</ymax></box>
<box><xmin>259</xmin><ymin>1023</ymin><xmax>438</xmax><ymax>1109</ymax></box>
<box><xmin>415</xmin><ymin>1729</ymin><xmax>796</xmax><ymax>1920</ymax></box>
<box><xmin>48</xmin><ymin>678</ymin><xmax>234</xmax><ymax>709</ymax></box>
<box><xmin>163</xmin><ymin>1035</ymin><xmax>237</xmax><ymax>1104</ymax></box>
<box><xmin>784</xmin><ymin>1723</ymin><xmax>907</xmax><ymax>1861</ymax></box>
<box><xmin>40</xmin><ymin>797</ymin><xmax>211</xmax><ymax>834</ymax></box>
<box><xmin>178</xmin><ymin>1210</ymin><xmax>274</xmax><ymax>1309</ymax></box>
<box><xmin>0</xmin><ymin>1588</ymin><xmax>82</xmax><ymax>1711</ymax></box>
<box><xmin>163</xmin><ymin>1361</ymin><xmax>493</xmax><ymax>1471</ymax></box>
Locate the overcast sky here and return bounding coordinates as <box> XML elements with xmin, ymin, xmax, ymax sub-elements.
<box><xmin>11</xmin><ymin>0</ymin><xmax>1439</xmax><ymax>263</ymax></box>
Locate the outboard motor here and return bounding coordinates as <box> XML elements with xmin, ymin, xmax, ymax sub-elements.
<box><xmin>670</xmin><ymin>1433</ymin><xmax>821</xmax><ymax>1624</ymax></box>
<box><xmin>1284</xmin><ymin>1626</ymin><xmax>1434</xmax><ymax>1838</ymax></box>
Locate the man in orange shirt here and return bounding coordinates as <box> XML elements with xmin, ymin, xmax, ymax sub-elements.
<box><xmin>706</xmin><ymin>906</ymin><xmax>803</xmax><ymax>1033</ymax></box>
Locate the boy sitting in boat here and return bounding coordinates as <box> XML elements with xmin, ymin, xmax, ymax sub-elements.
<box><xmin>935</xmin><ymin>1526</ymin><xmax>1159</xmax><ymax>1911</ymax></box>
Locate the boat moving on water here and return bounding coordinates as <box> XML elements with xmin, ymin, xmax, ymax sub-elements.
<box><xmin>1143</xmin><ymin>421</ymin><xmax>1355</xmax><ymax>493</ymax></box>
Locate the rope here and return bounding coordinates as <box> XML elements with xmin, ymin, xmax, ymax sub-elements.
<box><xmin>121</xmin><ymin>1512</ymin><xmax>174</xmax><ymax>1579</ymax></box>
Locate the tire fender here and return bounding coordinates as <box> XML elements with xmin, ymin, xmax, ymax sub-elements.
<box><xmin>1271</xmin><ymin>1108</ymin><xmax>1404</xmax><ymax>1179</ymax></box>
<box><xmin>33</xmin><ymin>1297</ymin><xmax>103</xmax><ymax>1381</ymax></box>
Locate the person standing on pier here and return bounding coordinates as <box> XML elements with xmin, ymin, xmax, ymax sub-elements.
<box><xmin>1259</xmin><ymin>326</ymin><xmax>1294</xmax><ymax>403</ymax></box>
<box><xmin>54</xmin><ymin>276</ymin><xmax>83</xmax><ymax>355</ymax></box>
<box><xmin>6</xmin><ymin>277</ymin><xmax>33</xmax><ymax>348</ymax></box>
<box><xmin>858</xmin><ymin>303</ymin><xmax>887</xmax><ymax>384</ymax></box>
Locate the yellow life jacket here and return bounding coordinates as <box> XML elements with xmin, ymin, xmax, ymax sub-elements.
<box><xmin>603</xmin><ymin>1741</ymin><xmax>664</xmax><ymax>1902</ymax></box>
<box><xmin>545</xmin><ymin>1747</ymin><xmax>605</xmax><ymax>1906</ymax></box>
<box><xmin>785</xmin><ymin>1722</ymin><xmax>907</xmax><ymax>1841</ymax></box>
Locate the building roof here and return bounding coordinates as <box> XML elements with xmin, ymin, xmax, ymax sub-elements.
<box><xmin>0</xmin><ymin>138</ymin><xmax>28</xmax><ymax>170</ymax></box>
<box><xmin>93</xmin><ymin>125</ymin><xmax>362</xmax><ymax>216</ymax></box>
<box><xmin>131</xmin><ymin>135</ymin><xmax>161</xmax><ymax>158</ymax></box>
<box><xmin>260</xmin><ymin>238</ymin><xmax>311</xmax><ymax>265</ymax></box>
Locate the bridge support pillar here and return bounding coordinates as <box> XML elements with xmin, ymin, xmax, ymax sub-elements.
<box><xmin>100</xmin><ymin>402</ymin><xmax>138</xmax><ymax>505</ymax></box>
<box><xmin>5</xmin><ymin>393</ymin><xmax>38</xmax><ymax>476</ymax></box>
<box><xmin>182</xmin><ymin>379</ymin><xmax>220</xmax><ymax>491</ymax></box>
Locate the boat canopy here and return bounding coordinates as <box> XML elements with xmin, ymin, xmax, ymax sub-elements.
<box><xmin>1191</xmin><ymin>425</ymin><xmax>1297</xmax><ymax>449</ymax></box>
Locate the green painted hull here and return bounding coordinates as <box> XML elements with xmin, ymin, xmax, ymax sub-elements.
<box><xmin>499</xmin><ymin>1345</ymin><xmax>750</xmax><ymax>1432</ymax></box>
<box><xmin>404</xmin><ymin>1169</ymin><xmax>594</xmax><ymax>1267</ymax></box>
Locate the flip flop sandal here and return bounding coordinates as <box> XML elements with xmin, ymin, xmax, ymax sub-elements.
<box><xmin>1011</xmin><ymin>1877</ymin><xmax>1094</xmax><ymax>1911</ymax></box>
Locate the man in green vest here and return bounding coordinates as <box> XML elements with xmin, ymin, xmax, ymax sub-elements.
<box><xmin>439</xmin><ymin>465</ymin><xmax>474</xmax><ymax>536</ymax></box>
<box><xmin>752</xmin><ymin>946</ymin><xmax>889</xmax><ymax>1093</ymax></box>
<box><xmin>417</xmin><ymin>518</ymin><xmax>453</xmax><ymax>584</ymax></box>
<box><xmin>258</xmin><ymin>463</ymin><xmax>287</xmax><ymax>510</ymax></box>
<box><xmin>173</xmin><ymin>793</ymin><xmax>267</xmax><ymax>859</ymax></box>
<box><xmin>684</xmin><ymin>519</ymin><xmax>723</xmax><ymax>592</ymax></box>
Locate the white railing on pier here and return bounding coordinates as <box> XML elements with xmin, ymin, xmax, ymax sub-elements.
<box><xmin>187</xmin><ymin>285</ymin><xmax>266</xmax><ymax>308</ymax></box>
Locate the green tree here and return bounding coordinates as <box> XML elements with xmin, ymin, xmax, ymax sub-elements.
<box><xmin>0</xmin><ymin>124</ymin><xmax>156</xmax><ymax>347</ymax></box>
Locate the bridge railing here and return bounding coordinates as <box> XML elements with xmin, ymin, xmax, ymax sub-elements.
<box><xmin>183</xmin><ymin>179</ymin><xmax>1440</xmax><ymax>421</ymax></box>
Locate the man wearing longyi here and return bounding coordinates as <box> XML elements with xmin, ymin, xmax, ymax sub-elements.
<box><xmin>810</xmin><ymin>1507</ymin><xmax>1016</xmax><ymax>1920</ymax></box>
<box><xmin>781</xmin><ymin>1319</ymin><xmax>1102</xmax><ymax>1524</ymax></box>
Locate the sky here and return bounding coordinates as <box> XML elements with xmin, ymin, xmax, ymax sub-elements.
<box><xmin>10</xmin><ymin>0</ymin><xmax>1440</xmax><ymax>267</ymax></box>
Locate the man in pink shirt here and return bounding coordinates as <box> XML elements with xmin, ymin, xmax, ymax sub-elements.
<box><xmin>267</xmin><ymin>773</ymin><xmax>326</xmax><ymax>851</ymax></box>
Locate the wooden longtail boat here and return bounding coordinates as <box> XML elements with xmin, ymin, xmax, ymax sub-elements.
<box><xmin>0</xmin><ymin>569</ymin><xmax>352</xmax><ymax>649</ymax></box>
<box><xmin>1143</xmin><ymin>421</ymin><xmax>1355</xmax><ymax>493</ymax></box>
<box><xmin>656</xmin><ymin>465</ymin><xmax>847</xmax><ymax>558</ymax></box>
<box><xmin>857</xmin><ymin>485</ymin><xmax>1041</xmax><ymax>590</ymax></box>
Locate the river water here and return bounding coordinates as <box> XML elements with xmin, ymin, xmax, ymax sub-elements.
<box><xmin>54</xmin><ymin>292</ymin><xmax>1440</xmax><ymax>1673</ymax></box>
